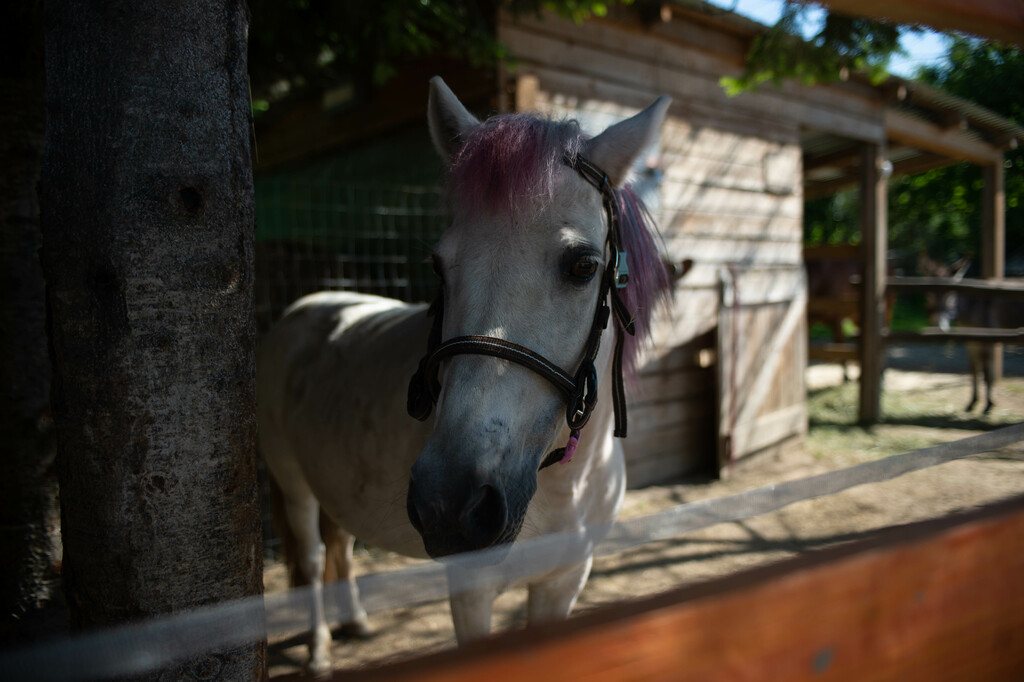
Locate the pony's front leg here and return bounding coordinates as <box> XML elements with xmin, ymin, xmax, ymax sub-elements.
<box><xmin>322</xmin><ymin>521</ymin><xmax>371</xmax><ymax>638</ymax></box>
<box><xmin>526</xmin><ymin>557</ymin><xmax>593</xmax><ymax>626</ymax></box>
<box><xmin>283</xmin><ymin>496</ymin><xmax>333</xmax><ymax>676</ymax></box>
<box><xmin>448</xmin><ymin>586</ymin><xmax>497</xmax><ymax>644</ymax></box>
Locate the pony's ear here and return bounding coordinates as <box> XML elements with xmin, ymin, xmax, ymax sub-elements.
<box><xmin>427</xmin><ymin>76</ymin><xmax>481</xmax><ymax>162</ymax></box>
<box><xmin>582</xmin><ymin>96</ymin><xmax>671</xmax><ymax>186</ymax></box>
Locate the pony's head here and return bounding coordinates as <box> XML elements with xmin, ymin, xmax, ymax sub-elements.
<box><xmin>406</xmin><ymin>77</ymin><xmax>671</xmax><ymax>558</ymax></box>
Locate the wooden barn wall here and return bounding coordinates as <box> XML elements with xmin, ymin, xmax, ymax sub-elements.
<box><xmin>499</xmin><ymin>11</ymin><xmax>821</xmax><ymax>485</ymax></box>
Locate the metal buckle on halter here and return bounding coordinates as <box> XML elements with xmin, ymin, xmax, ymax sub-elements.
<box><xmin>566</xmin><ymin>362</ymin><xmax>598</xmax><ymax>431</ymax></box>
<box><xmin>613</xmin><ymin>248</ymin><xmax>629</xmax><ymax>289</ymax></box>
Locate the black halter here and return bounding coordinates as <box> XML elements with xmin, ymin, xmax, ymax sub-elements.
<box><xmin>407</xmin><ymin>153</ymin><xmax>635</xmax><ymax>469</ymax></box>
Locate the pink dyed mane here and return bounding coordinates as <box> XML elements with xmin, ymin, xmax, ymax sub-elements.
<box><xmin>612</xmin><ymin>184</ymin><xmax>671</xmax><ymax>380</ymax></box>
<box><xmin>448</xmin><ymin>113</ymin><xmax>584</xmax><ymax>220</ymax></box>
<box><xmin>446</xmin><ymin>113</ymin><xmax>671</xmax><ymax>383</ymax></box>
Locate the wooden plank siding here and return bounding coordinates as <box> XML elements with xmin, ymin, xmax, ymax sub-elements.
<box><xmin>500</xmin><ymin>11</ymin><xmax>809</xmax><ymax>483</ymax></box>
<box><xmin>500</xmin><ymin>14</ymin><xmax>887</xmax><ymax>144</ymax></box>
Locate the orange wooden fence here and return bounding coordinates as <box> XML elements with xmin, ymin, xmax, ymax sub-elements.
<box><xmin>315</xmin><ymin>495</ymin><xmax>1024</xmax><ymax>682</ymax></box>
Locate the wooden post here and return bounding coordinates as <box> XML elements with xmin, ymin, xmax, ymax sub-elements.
<box><xmin>981</xmin><ymin>161</ymin><xmax>1006</xmax><ymax>381</ymax></box>
<box><xmin>859</xmin><ymin>143</ymin><xmax>888</xmax><ymax>425</ymax></box>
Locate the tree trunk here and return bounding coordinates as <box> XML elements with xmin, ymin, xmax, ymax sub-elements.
<box><xmin>40</xmin><ymin>1</ymin><xmax>264</xmax><ymax>679</ymax></box>
<box><xmin>0</xmin><ymin>0</ymin><xmax>63</xmax><ymax>641</ymax></box>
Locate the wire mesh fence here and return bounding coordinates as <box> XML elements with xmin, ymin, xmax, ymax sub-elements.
<box><xmin>253</xmin><ymin>129</ymin><xmax>450</xmax><ymax>556</ymax></box>
<box><xmin>255</xmin><ymin>180</ymin><xmax>448</xmax><ymax>334</ymax></box>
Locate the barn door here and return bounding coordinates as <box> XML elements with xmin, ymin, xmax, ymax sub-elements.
<box><xmin>717</xmin><ymin>266</ymin><xmax>808</xmax><ymax>474</ymax></box>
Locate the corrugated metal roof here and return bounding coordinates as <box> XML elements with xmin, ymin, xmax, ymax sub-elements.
<box><xmin>893</xmin><ymin>76</ymin><xmax>1024</xmax><ymax>143</ymax></box>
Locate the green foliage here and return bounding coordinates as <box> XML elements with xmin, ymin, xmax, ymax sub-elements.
<box><xmin>248</xmin><ymin>0</ymin><xmax>627</xmax><ymax>112</ymax></box>
<box><xmin>721</xmin><ymin>2</ymin><xmax>905</xmax><ymax>95</ymax></box>
<box><xmin>804</xmin><ymin>189</ymin><xmax>860</xmax><ymax>246</ymax></box>
<box><xmin>887</xmin><ymin>162</ymin><xmax>984</xmax><ymax>265</ymax></box>
<box><xmin>912</xmin><ymin>38</ymin><xmax>1024</xmax><ymax>267</ymax></box>
<box><xmin>805</xmin><ymin>38</ymin><xmax>1024</xmax><ymax>274</ymax></box>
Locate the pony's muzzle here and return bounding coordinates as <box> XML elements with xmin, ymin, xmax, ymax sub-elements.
<box><xmin>406</xmin><ymin>478</ymin><xmax>510</xmax><ymax>558</ymax></box>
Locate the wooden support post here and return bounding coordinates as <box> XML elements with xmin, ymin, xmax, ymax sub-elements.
<box><xmin>858</xmin><ymin>143</ymin><xmax>888</xmax><ymax>425</ymax></box>
<box><xmin>982</xmin><ymin>161</ymin><xmax>1006</xmax><ymax>381</ymax></box>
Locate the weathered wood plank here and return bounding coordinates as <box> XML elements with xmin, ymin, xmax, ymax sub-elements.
<box><xmin>808</xmin><ymin>343</ymin><xmax>859</xmax><ymax>363</ymax></box>
<box><xmin>659</xmin><ymin>126</ymin><xmax>798</xmax><ymax>168</ymax></box>
<box><xmin>732</xmin><ymin>403</ymin><xmax>807</xmax><ymax>459</ymax></box>
<box><xmin>660</xmin><ymin>182</ymin><xmax>802</xmax><ymax>220</ymax></box>
<box><xmin>502</xmin><ymin>17</ymin><xmax>741</xmax><ymax>86</ymax></box>
<box><xmin>886</xmin><ymin>109</ymin><xmax>1003</xmax><ymax>165</ymax></box>
<box><xmin>632</xmin><ymin>366</ymin><xmax>714</xmax><ymax>406</ymax></box>
<box><xmin>666</xmin><ymin>236</ymin><xmax>803</xmax><ymax>268</ymax></box>
<box><xmin>512</xmin><ymin>44</ymin><xmax>884</xmax><ymax>144</ymax></box>
<box><xmin>859</xmin><ymin>142</ymin><xmax>887</xmax><ymax>425</ymax></box>
<box><xmin>723</xmin><ymin>291</ymin><xmax>806</xmax><ymax>458</ymax></box>
<box><xmin>666</xmin><ymin>212</ymin><xmax>800</xmax><ymax>241</ymax></box>
<box><xmin>804</xmin><ymin>243</ymin><xmax>860</xmax><ymax>261</ymax></box>
<box><xmin>814</xmin><ymin>0</ymin><xmax>1024</xmax><ymax>47</ymax></box>
<box><xmin>332</xmin><ymin>496</ymin><xmax>1024</xmax><ymax>682</ymax></box>
<box><xmin>661</xmin><ymin>156</ymin><xmax>781</xmax><ymax>195</ymax></box>
<box><xmin>886</xmin><ymin>327</ymin><xmax>1024</xmax><ymax>344</ymax></box>
<box><xmin>624</xmin><ymin>433</ymin><xmax>714</xmax><ymax>487</ymax></box>
<box><xmin>527</xmin><ymin>67</ymin><xmax>801</xmax><ymax>145</ymax></box>
<box><xmin>887</xmin><ymin>276</ymin><xmax>1024</xmax><ymax>298</ymax></box>
<box><xmin>629</xmin><ymin>397</ymin><xmax>715</xmax><ymax>437</ymax></box>
<box><xmin>669</xmin><ymin>264</ymin><xmax>803</xmax><ymax>293</ymax></box>
<box><xmin>807</xmin><ymin>298</ymin><xmax>859</xmax><ymax>317</ymax></box>
<box><xmin>502</xmin><ymin>13</ymin><xmax>887</xmax><ymax>135</ymax></box>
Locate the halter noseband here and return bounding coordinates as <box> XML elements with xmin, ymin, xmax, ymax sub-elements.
<box><xmin>407</xmin><ymin>152</ymin><xmax>635</xmax><ymax>470</ymax></box>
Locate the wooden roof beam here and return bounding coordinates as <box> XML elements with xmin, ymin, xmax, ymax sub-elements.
<box><xmin>803</xmin><ymin>151</ymin><xmax>954</xmax><ymax>200</ymax></box>
<box><xmin>886</xmin><ymin>109</ymin><xmax>1003</xmax><ymax>165</ymax></box>
<box><xmin>804</xmin><ymin>143</ymin><xmax>920</xmax><ymax>173</ymax></box>
<box><xmin>808</xmin><ymin>0</ymin><xmax>1024</xmax><ymax>47</ymax></box>
<box><xmin>890</xmin><ymin>151</ymin><xmax>958</xmax><ymax>178</ymax></box>
<box><xmin>803</xmin><ymin>146</ymin><xmax>861</xmax><ymax>172</ymax></box>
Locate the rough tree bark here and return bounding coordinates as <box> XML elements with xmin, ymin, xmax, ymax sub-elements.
<box><xmin>40</xmin><ymin>1</ymin><xmax>264</xmax><ymax>678</ymax></box>
<box><xmin>0</xmin><ymin>0</ymin><xmax>62</xmax><ymax>641</ymax></box>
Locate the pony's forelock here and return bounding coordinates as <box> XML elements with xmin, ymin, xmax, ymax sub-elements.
<box><xmin>444</xmin><ymin>112</ymin><xmax>670</xmax><ymax>384</ymax></box>
<box><xmin>447</xmin><ymin>113</ymin><xmax>583</xmax><ymax>221</ymax></box>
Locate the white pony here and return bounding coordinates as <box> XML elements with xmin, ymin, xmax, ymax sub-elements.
<box><xmin>257</xmin><ymin>77</ymin><xmax>670</xmax><ymax>673</ymax></box>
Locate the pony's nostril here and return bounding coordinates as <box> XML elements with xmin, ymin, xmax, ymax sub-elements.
<box><xmin>458</xmin><ymin>484</ymin><xmax>508</xmax><ymax>549</ymax></box>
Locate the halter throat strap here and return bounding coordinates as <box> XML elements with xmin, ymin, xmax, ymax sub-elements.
<box><xmin>406</xmin><ymin>152</ymin><xmax>634</xmax><ymax>469</ymax></box>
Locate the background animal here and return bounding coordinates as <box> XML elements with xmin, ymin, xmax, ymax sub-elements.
<box><xmin>919</xmin><ymin>253</ymin><xmax>1023</xmax><ymax>413</ymax></box>
<box><xmin>805</xmin><ymin>245</ymin><xmax>895</xmax><ymax>381</ymax></box>
<box><xmin>959</xmin><ymin>290</ymin><xmax>1024</xmax><ymax>412</ymax></box>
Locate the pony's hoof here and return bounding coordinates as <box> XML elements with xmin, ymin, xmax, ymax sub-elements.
<box><xmin>305</xmin><ymin>655</ymin><xmax>332</xmax><ymax>678</ymax></box>
<box><xmin>339</xmin><ymin>619</ymin><xmax>373</xmax><ymax>639</ymax></box>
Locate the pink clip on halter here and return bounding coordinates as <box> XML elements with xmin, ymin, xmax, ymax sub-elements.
<box><xmin>561</xmin><ymin>430</ymin><xmax>581</xmax><ymax>464</ymax></box>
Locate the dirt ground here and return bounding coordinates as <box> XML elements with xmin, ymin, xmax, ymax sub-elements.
<box><xmin>265</xmin><ymin>343</ymin><xmax>1024</xmax><ymax>677</ymax></box>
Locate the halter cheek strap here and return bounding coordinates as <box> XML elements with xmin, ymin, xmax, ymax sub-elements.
<box><xmin>407</xmin><ymin>152</ymin><xmax>635</xmax><ymax>470</ymax></box>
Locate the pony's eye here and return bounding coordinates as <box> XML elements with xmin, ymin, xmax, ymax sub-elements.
<box><xmin>569</xmin><ymin>258</ymin><xmax>599</xmax><ymax>282</ymax></box>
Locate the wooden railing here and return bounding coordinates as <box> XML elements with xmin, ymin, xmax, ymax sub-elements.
<box><xmin>306</xmin><ymin>496</ymin><xmax>1024</xmax><ymax>682</ymax></box>
<box><xmin>885</xmin><ymin>276</ymin><xmax>1024</xmax><ymax>344</ymax></box>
